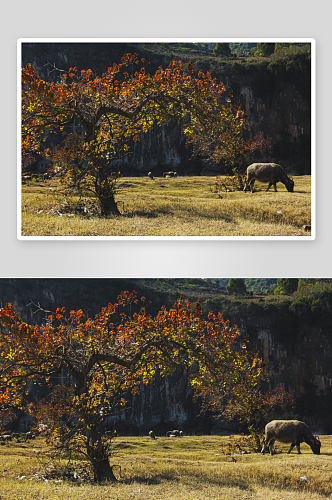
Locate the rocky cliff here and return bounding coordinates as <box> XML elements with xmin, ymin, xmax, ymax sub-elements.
<box><xmin>21</xmin><ymin>42</ymin><xmax>311</xmax><ymax>176</ymax></box>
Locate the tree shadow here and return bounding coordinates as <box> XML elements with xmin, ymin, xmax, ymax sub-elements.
<box><xmin>125</xmin><ymin>208</ymin><xmax>234</xmax><ymax>224</ymax></box>
<box><xmin>126</xmin><ymin>211</ymin><xmax>159</xmax><ymax>219</ymax></box>
<box><xmin>122</xmin><ymin>468</ymin><xmax>253</xmax><ymax>491</ymax></box>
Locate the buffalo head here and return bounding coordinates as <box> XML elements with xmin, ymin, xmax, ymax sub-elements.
<box><xmin>310</xmin><ymin>435</ymin><xmax>321</xmax><ymax>454</ymax></box>
<box><xmin>285</xmin><ymin>176</ymin><xmax>295</xmax><ymax>192</ymax></box>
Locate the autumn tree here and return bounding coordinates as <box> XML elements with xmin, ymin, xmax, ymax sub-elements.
<box><xmin>22</xmin><ymin>53</ymin><xmax>271</xmax><ymax>215</ymax></box>
<box><xmin>0</xmin><ymin>293</ymin><xmax>265</xmax><ymax>482</ymax></box>
<box><xmin>22</xmin><ymin>55</ymin><xmax>226</xmax><ymax>216</ymax></box>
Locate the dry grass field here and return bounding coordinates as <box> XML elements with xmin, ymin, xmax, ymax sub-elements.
<box><xmin>0</xmin><ymin>434</ymin><xmax>331</xmax><ymax>499</ymax></box>
<box><xmin>20</xmin><ymin>175</ymin><xmax>312</xmax><ymax>237</ymax></box>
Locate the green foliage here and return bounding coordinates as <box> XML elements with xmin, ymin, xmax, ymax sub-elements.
<box><xmin>254</xmin><ymin>43</ymin><xmax>275</xmax><ymax>57</ymax></box>
<box><xmin>274</xmin><ymin>42</ymin><xmax>311</xmax><ymax>57</ymax></box>
<box><xmin>230</xmin><ymin>61</ymin><xmax>247</xmax><ymax>74</ymax></box>
<box><xmin>274</xmin><ymin>278</ymin><xmax>299</xmax><ymax>295</ymax></box>
<box><xmin>289</xmin><ymin>282</ymin><xmax>332</xmax><ymax>321</ymax></box>
<box><xmin>226</xmin><ymin>278</ymin><xmax>247</xmax><ymax>295</ymax></box>
<box><xmin>193</xmin><ymin>57</ymin><xmax>216</xmax><ymax>73</ymax></box>
<box><xmin>228</xmin><ymin>43</ymin><xmax>258</xmax><ymax>56</ymax></box>
<box><xmin>244</xmin><ymin>279</ymin><xmax>278</xmax><ymax>295</ymax></box>
<box><xmin>213</xmin><ymin>43</ymin><xmax>232</xmax><ymax>58</ymax></box>
<box><xmin>266</xmin><ymin>47</ymin><xmax>311</xmax><ymax>95</ymax></box>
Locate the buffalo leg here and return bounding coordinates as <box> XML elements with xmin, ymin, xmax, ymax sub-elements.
<box><xmin>287</xmin><ymin>443</ymin><xmax>297</xmax><ymax>454</ymax></box>
<box><xmin>269</xmin><ymin>439</ymin><xmax>275</xmax><ymax>455</ymax></box>
<box><xmin>261</xmin><ymin>440</ymin><xmax>269</xmax><ymax>454</ymax></box>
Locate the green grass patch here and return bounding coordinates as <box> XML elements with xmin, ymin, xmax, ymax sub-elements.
<box><xmin>21</xmin><ymin>175</ymin><xmax>312</xmax><ymax>237</ymax></box>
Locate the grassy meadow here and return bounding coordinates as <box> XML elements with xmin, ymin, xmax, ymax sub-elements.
<box><xmin>0</xmin><ymin>434</ymin><xmax>331</xmax><ymax>499</ymax></box>
<box><xmin>20</xmin><ymin>175</ymin><xmax>312</xmax><ymax>237</ymax></box>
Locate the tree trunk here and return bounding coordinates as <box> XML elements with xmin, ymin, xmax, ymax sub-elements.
<box><xmin>86</xmin><ymin>426</ymin><xmax>118</xmax><ymax>482</ymax></box>
<box><xmin>98</xmin><ymin>194</ymin><xmax>121</xmax><ymax>216</ymax></box>
<box><xmin>93</xmin><ymin>171</ymin><xmax>121</xmax><ymax>216</ymax></box>
<box><xmin>92</xmin><ymin>458</ymin><xmax>117</xmax><ymax>482</ymax></box>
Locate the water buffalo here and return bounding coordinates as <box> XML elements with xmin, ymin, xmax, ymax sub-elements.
<box><xmin>0</xmin><ymin>435</ymin><xmax>12</xmax><ymax>444</ymax></box>
<box><xmin>243</xmin><ymin>163</ymin><xmax>294</xmax><ymax>193</ymax></box>
<box><xmin>261</xmin><ymin>420</ymin><xmax>321</xmax><ymax>455</ymax></box>
<box><xmin>25</xmin><ymin>431</ymin><xmax>36</xmax><ymax>441</ymax></box>
<box><xmin>163</xmin><ymin>171</ymin><xmax>177</xmax><ymax>178</ymax></box>
<box><xmin>105</xmin><ymin>430</ymin><xmax>118</xmax><ymax>438</ymax></box>
<box><xmin>149</xmin><ymin>430</ymin><xmax>156</xmax><ymax>439</ymax></box>
<box><xmin>147</xmin><ymin>172</ymin><xmax>154</xmax><ymax>180</ymax></box>
<box><xmin>166</xmin><ymin>429</ymin><xmax>183</xmax><ymax>437</ymax></box>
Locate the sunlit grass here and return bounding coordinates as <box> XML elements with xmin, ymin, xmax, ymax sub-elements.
<box><xmin>21</xmin><ymin>175</ymin><xmax>312</xmax><ymax>237</ymax></box>
<box><xmin>0</xmin><ymin>434</ymin><xmax>331</xmax><ymax>499</ymax></box>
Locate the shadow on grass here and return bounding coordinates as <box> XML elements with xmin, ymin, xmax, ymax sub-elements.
<box><xmin>122</xmin><ymin>468</ymin><xmax>253</xmax><ymax>491</ymax></box>
<box><xmin>122</xmin><ymin>467</ymin><xmax>323</xmax><ymax>495</ymax></box>
<box><xmin>125</xmin><ymin>207</ymin><xmax>234</xmax><ymax>223</ymax></box>
<box><xmin>125</xmin><ymin>211</ymin><xmax>159</xmax><ymax>219</ymax></box>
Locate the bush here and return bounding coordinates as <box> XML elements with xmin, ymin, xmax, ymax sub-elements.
<box><xmin>226</xmin><ymin>278</ymin><xmax>247</xmax><ymax>296</ymax></box>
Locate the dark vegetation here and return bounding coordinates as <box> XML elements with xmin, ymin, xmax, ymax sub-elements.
<box><xmin>2</xmin><ymin>278</ymin><xmax>329</xmax><ymax>333</ymax></box>
<box><xmin>119</xmin><ymin>278</ymin><xmax>332</xmax><ymax>341</ymax></box>
<box><xmin>129</xmin><ymin>42</ymin><xmax>312</xmax><ymax>105</ymax></box>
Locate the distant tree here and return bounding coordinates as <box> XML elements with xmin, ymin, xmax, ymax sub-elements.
<box><xmin>274</xmin><ymin>278</ymin><xmax>299</xmax><ymax>295</ymax></box>
<box><xmin>254</xmin><ymin>43</ymin><xmax>275</xmax><ymax>57</ymax></box>
<box><xmin>267</xmin><ymin>283</ymin><xmax>278</xmax><ymax>295</ymax></box>
<box><xmin>206</xmin><ymin>278</ymin><xmax>220</xmax><ymax>287</ymax></box>
<box><xmin>214</xmin><ymin>43</ymin><xmax>232</xmax><ymax>58</ymax></box>
<box><xmin>196</xmin><ymin>42</ymin><xmax>209</xmax><ymax>52</ymax></box>
<box><xmin>226</xmin><ymin>278</ymin><xmax>247</xmax><ymax>295</ymax></box>
<box><xmin>274</xmin><ymin>43</ymin><xmax>292</xmax><ymax>52</ymax></box>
